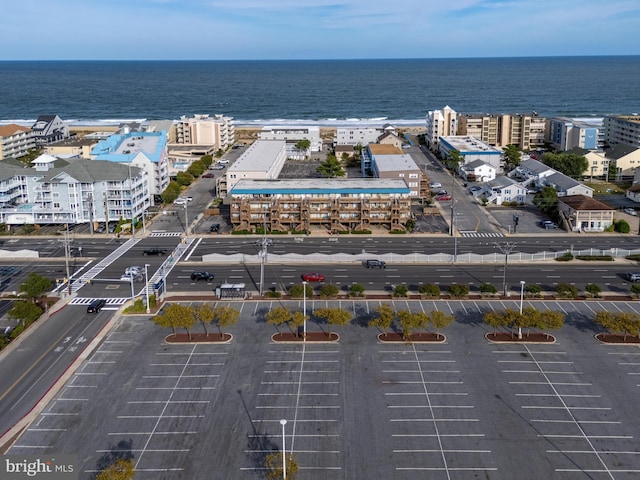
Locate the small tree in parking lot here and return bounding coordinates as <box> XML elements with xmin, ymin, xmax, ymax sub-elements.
<box><xmin>428</xmin><ymin>310</ymin><xmax>454</xmax><ymax>340</ymax></box>
<box><xmin>369</xmin><ymin>304</ymin><xmax>394</xmax><ymax>336</ymax></box>
<box><xmin>393</xmin><ymin>284</ymin><xmax>409</xmax><ymax>297</ymax></box>
<box><xmin>266</xmin><ymin>306</ymin><xmax>292</xmax><ymax>333</ymax></box>
<box><xmin>349</xmin><ymin>283</ymin><xmax>365</xmax><ymax>297</ymax></box>
<box><xmin>313</xmin><ymin>307</ymin><xmax>352</xmax><ymax>336</ymax></box>
<box><xmin>210</xmin><ymin>305</ymin><xmax>240</xmax><ymax>338</ymax></box>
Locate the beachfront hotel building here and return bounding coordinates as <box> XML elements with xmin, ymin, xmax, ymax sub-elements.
<box><xmin>259</xmin><ymin>126</ymin><xmax>322</xmax><ymax>158</ymax></box>
<box><xmin>457</xmin><ymin>113</ymin><xmax>546</xmax><ymax>151</ymax></box>
<box><xmin>90</xmin><ymin>130</ymin><xmax>170</xmax><ymax>202</ymax></box>
<box><xmin>0</xmin><ymin>156</ymin><xmax>149</xmax><ymax>226</ymax></box>
<box><xmin>438</xmin><ymin>136</ymin><xmax>503</xmax><ymax>172</ymax></box>
<box><xmin>217</xmin><ymin>140</ymin><xmax>287</xmax><ymax>197</ymax></box>
<box><xmin>229</xmin><ymin>178</ymin><xmax>412</xmax><ymax>233</ymax></box>
<box><xmin>604</xmin><ymin>115</ymin><xmax>640</xmax><ymax>149</ymax></box>
<box><xmin>425</xmin><ymin>106</ymin><xmax>458</xmax><ymax>151</ymax></box>
<box><xmin>547</xmin><ymin>117</ymin><xmax>604</xmax><ymax>151</ymax></box>
<box><xmin>335</xmin><ymin>124</ymin><xmax>397</xmax><ymax>146</ymax></box>
<box><xmin>0</xmin><ymin>124</ymin><xmax>35</xmax><ymax>160</ymax></box>
<box><xmin>175</xmin><ymin>114</ymin><xmax>235</xmax><ymax>150</ymax></box>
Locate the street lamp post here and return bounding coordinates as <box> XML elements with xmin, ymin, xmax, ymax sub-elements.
<box><xmin>144</xmin><ymin>264</ymin><xmax>151</xmax><ymax>314</ymax></box>
<box><xmin>279</xmin><ymin>419</ymin><xmax>287</xmax><ymax>479</ymax></box>
<box><xmin>184</xmin><ymin>203</ymin><xmax>189</xmax><ymax>237</ymax></box>
<box><xmin>128</xmin><ymin>271</ymin><xmax>135</xmax><ymax>302</ymax></box>
<box><xmin>302</xmin><ymin>280</ymin><xmax>308</xmax><ymax>341</ymax></box>
<box><xmin>519</xmin><ymin>280</ymin><xmax>525</xmax><ymax>339</ymax></box>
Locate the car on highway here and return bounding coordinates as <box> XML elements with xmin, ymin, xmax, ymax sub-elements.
<box><xmin>624</xmin><ymin>208</ymin><xmax>637</xmax><ymax>216</ymax></box>
<box><xmin>120</xmin><ymin>272</ymin><xmax>143</xmax><ymax>282</ymax></box>
<box><xmin>124</xmin><ymin>266</ymin><xmax>143</xmax><ymax>276</ymax></box>
<box><xmin>626</xmin><ymin>272</ymin><xmax>640</xmax><ymax>282</ymax></box>
<box><xmin>429</xmin><ymin>182</ymin><xmax>442</xmax><ymax>189</ymax></box>
<box><xmin>302</xmin><ymin>273</ymin><xmax>324</xmax><ymax>282</ymax></box>
<box><xmin>86</xmin><ymin>299</ymin><xmax>106</xmax><ymax>313</ymax></box>
<box><xmin>540</xmin><ymin>220</ymin><xmax>558</xmax><ymax>229</ymax></box>
<box><xmin>255</xmin><ymin>238</ymin><xmax>273</xmax><ymax>246</ymax></box>
<box><xmin>435</xmin><ymin>194</ymin><xmax>452</xmax><ymax>201</ymax></box>
<box><xmin>365</xmin><ymin>259</ymin><xmax>386</xmax><ymax>269</ymax></box>
<box><xmin>191</xmin><ymin>271</ymin><xmax>215</xmax><ymax>282</ymax></box>
<box><xmin>143</xmin><ymin>248</ymin><xmax>167</xmax><ymax>256</ymax></box>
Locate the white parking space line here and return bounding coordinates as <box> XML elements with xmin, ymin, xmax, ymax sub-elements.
<box><xmin>386</xmin><ymin>392</ymin><xmax>468</xmax><ymax>396</ymax></box>
<box><xmin>532</xmin><ymin>420</ymin><xmax>621</xmax><ymax>424</ymax></box>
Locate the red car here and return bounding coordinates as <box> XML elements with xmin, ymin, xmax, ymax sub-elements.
<box><xmin>435</xmin><ymin>194</ymin><xmax>452</xmax><ymax>201</ymax></box>
<box><xmin>202</xmin><ymin>172</ymin><xmax>215</xmax><ymax>178</ymax></box>
<box><xmin>302</xmin><ymin>273</ymin><xmax>325</xmax><ymax>282</ymax></box>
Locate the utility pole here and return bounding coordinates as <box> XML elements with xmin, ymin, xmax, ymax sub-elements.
<box><xmin>64</xmin><ymin>223</ymin><xmax>71</xmax><ymax>295</ymax></box>
<box><xmin>494</xmin><ymin>241</ymin><xmax>518</xmax><ymax>296</ymax></box>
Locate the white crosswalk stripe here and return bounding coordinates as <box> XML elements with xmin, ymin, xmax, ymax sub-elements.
<box><xmin>69</xmin><ymin>297</ymin><xmax>129</xmax><ymax>306</ymax></box>
<box><xmin>460</xmin><ymin>232</ymin><xmax>505</xmax><ymax>238</ymax></box>
<box><xmin>149</xmin><ymin>231</ymin><xmax>183</xmax><ymax>237</ymax></box>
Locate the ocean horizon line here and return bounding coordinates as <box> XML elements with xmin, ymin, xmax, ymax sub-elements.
<box><xmin>0</xmin><ymin>55</ymin><xmax>638</xmax><ymax>63</ymax></box>
<box><xmin>0</xmin><ymin>117</ymin><xmax>431</xmax><ymax>129</ymax></box>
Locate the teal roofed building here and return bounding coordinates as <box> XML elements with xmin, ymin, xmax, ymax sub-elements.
<box><xmin>91</xmin><ymin>130</ymin><xmax>170</xmax><ymax>201</ymax></box>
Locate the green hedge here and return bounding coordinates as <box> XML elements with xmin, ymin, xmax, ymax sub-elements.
<box><xmin>575</xmin><ymin>255</ymin><xmax>614</xmax><ymax>261</ymax></box>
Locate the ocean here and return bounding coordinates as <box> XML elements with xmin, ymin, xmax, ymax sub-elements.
<box><xmin>0</xmin><ymin>56</ymin><xmax>639</xmax><ymax>127</ymax></box>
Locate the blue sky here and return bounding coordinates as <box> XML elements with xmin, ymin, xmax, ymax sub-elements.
<box><xmin>2</xmin><ymin>0</ymin><xmax>639</xmax><ymax>60</ymax></box>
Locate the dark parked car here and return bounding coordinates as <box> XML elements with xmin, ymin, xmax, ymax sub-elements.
<box><xmin>143</xmin><ymin>248</ymin><xmax>167</xmax><ymax>256</ymax></box>
<box><xmin>541</xmin><ymin>220</ymin><xmax>558</xmax><ymax>229</ymax></box>
<box><xmin>365</xmin><ymin>259</ymin><xmax>386</xmax><ymax>269</ymax></box>
<box><xmin>202</xmin><ymin>172</ymin><xmax>215</xmax><ymax>178</ymax></box>
<box><xmin>191</xmin><ymin>271</ymin><xmax>215</xmax><ymax>281</ymax></box>
<box><xmin>210</xmin><ymin>223</ymin><xmax>220</xmax><ymax>233</ymax></box>
<box><xmin>87</xmin><ymin>299</ymin><xmax>106</xmax><ymax>313</ymax></box>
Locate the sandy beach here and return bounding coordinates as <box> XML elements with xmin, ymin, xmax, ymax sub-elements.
<box><xmin>234</xmin><ymin>126</ymin><xmax>426</xmax><ymax>144</ymax></box>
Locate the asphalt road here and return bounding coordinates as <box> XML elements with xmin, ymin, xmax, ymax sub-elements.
<box><xmin>6</xmin><ymin>298</ymin><xmax>640</xmax><ymax>479</ymax></box>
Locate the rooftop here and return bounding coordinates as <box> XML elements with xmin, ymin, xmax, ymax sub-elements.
<box><xmin>440</xmin><ymin>136</ymin><xmax>502</xmax><ymax>154</ymax></box>
<box><xmin>373</xmin><ymin>154</ymin><xmax>420</xmax><ymax>172</ymax></box>
<box><xmin>227</xmin><ymin>140</ymin><xmax>286</xmax><ymax>174</ymax></box>
<box><xmin>230</xmin><ymin>178</ymin><xmax>411</xmax><ymax>195</ymax></box>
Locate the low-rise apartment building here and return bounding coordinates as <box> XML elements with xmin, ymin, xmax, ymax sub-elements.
<box><xmin>175</xmin><ymin>114</ymin><xmax>235</xmax><ymax>150</ymax></box>
<box><xmin>604</xmin><ymin>115</ymin><xmax>640</xmax><ymax>149</ymax></box>
<box><xmin>91</xmin><ymin>130</ymin><xmax>170</xmax><ymax>201</ymax></box>
<box><xmin>43</xmin><ymin>136</ymin><xmax>98</xmax><ymax>158</ymax></box>
<box><xmin>458</xmin><ymin>113</ymin><xmax>546</xmax><ymax>150</ymax></box>
<box><xmin>218</xmin><ymin>140</ymin><xmax>287</xmax><ymax>197</ymax></box>
<box><xmin>335</xmin><ymin>124</ymin><xmax>397</xmax><ymax>146</ymax></box>
<box><xmin>229</xmin><ymin>178</ymin><xmax>412</xmax><ymax>233</ymax></box>
<box><xmin>0</xmin><ymin>124</ymin><xmax>35</xmax><ymax>160</ymax></box>
<box><xmin>0</xmin><ymin>156</ymin><xmax>149</xmax><ymax>226</ymax></box>
<box><xmin>370</xmin><ymin>150</ymin><xmax>423</xmax><ymax>197</ymax></box>
<box><xmin>438</xmin><ymin>136</ymin><xmax>503</xmax><ymax>171</ymax></box>
<box><xmin>548</xmin><ymin>117</ymin><xmax>604</xmax><ymax>151</ymax></box>
<box><xmin>558</xmin><ymin>195</ymin><xmax>614</xmax><ymax>233</ymax></box>
<box><xmin>425</xmin><ymin>106</ymin><xmax>457</xmax><ymax>151</ymax></box>
<box><xmin>259</xmin><ymin>126</ymin><xmax>322</xmax><ymax>157</ymax></box>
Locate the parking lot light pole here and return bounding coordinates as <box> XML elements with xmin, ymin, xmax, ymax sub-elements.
<box><xmin>279</xmin><ymin>419</ymin><xmax>287</xmax><ymax>479</ymax></box>
<box><xmin>519</xmin><ymin>280</ymin><xmax>525</xmax><ymax>339</ymax></box>
<box><xmin>144</xmin><ymin>264</ymin><xmax>151</xmax><ymax>314</ymax></box>
<box><xmin>302</xmin><ymin>281</ymin><xmax>308</xmax><ymax>341</ymax></box>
